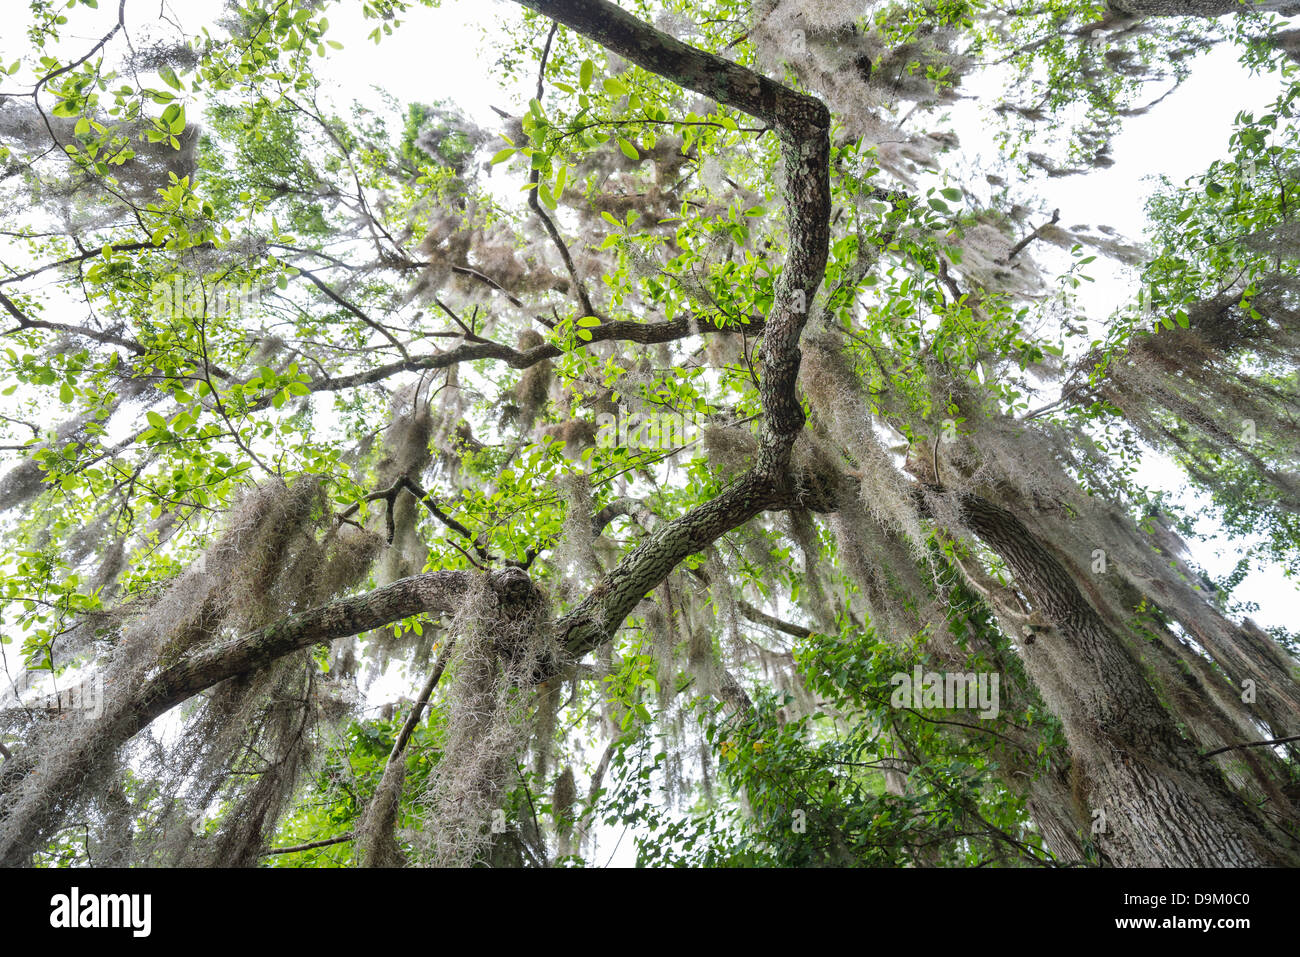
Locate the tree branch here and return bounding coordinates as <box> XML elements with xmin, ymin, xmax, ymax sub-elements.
<box><xmin>1201</xmin><ymin>734</ymin><xmax>1300</xmax><ymax>759</ymax></box>
<box><xmin>0</xmin><ymin>569</ymin><xmax>479</xmax><ymax>866</ymax></box>
<box><xmin>296</xmin><ymin>265</ymin><xmax>411</xmax><ymax>360</ymax></box>
<box><xmin>556</xmin><ymin>472</ymin><xmax>790</xmax><ymax>660</ymax></box>
<box><xmin>1005</xmin><ymin>208</ymin><xmax>1059</xmax><ymax>263</ymax></box>
<box><xmin>306</xmin><ymin>312</ymin><xmax>764</xmax><ymax>394</ymax></box>
<box><xmin>512</xmin><ymin>0</ymin><xmax>830</xmax><ymax>474</ymax></box>
<box><xmin>263</xmin><ymin>832</ymin><xmax>355</xmax><ymax>856</ymax></box>
<box><xmin>355</xmin><ymin>637</ymin><xmax>457</xmax><ymax>866</ymax></box>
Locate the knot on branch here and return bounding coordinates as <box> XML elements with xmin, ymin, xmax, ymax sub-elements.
<box><xmin>484</xmin><ymin>566</ymin><xmax>545</xmax><ymax>621</ymax></box>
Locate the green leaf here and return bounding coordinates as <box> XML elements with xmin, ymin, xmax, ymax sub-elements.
<box><xmin>59</xmin><ymin>382</ymin><xmax>74</xmax><ymax>404</ymax></box>
<box><xmin>580</xmin><ymin>59</ymin><xmax>594</xmax><ymax>90</ymax></box>
<box><xmin>603</xmin><ymin>77</ymin><xmax>627</xmax><ymax>97</ymax></box>
<box><xmin>618</xmin><ymin>137</ymin><xmax>640</xmax><ymax>161</ymax></box>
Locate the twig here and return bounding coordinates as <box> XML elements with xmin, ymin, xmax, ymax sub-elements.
<box><xmin>297</xmin><ymin>266</ymin><xmax>410</xmax><ymax>360</ymax></box>
<box><xmin>1005</xmin><ymin>209</ymin><xmax>1060</xmax><ymax>263</ymax></box>
<box><xmin>1201</xmin><ymin>734</ymin><xmax>1300</xmax><ymax>759</ymax></box>
<box><xmin>263</xmin><ymin>833</ymin><xmax>355</xmax><ymax>856</ymax></box>
<box><xmin>527</xmin><ymin>21</ymin><xmax>596</xmax><ymax>318</ymax></box>
<box><xmin>389</xmin><ymin>638</ymin><xmax>457</xmax><ymax>762</ymax></box>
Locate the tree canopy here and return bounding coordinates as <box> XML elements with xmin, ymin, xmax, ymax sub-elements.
<box><xmin>0</xmin><ymin>0</ymin><xmax>1298</xmax><ymax>868</ymax></box>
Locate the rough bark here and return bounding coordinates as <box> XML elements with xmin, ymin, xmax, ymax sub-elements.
<box><xmin>1109</xmin><ymin>0</ymin><xmax>1300</xmax><ymax>14</ymax></box>
<box><xmin>955</xmin><ymin>492</ymin><xmax>1295</xmax><ymax>866</ymax></box>
<box><xmin>557</xmin><ymin>473</ymin><xmax>790</xmax><ymax>658</ymax></box>
<box><xmin>1016</xmin><ymin>517</ymin><xmax>1300</xmax><ymax>807</ymax></box>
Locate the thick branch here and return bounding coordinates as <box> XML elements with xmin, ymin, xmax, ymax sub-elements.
<box><xmin>1005</xmin><ymin>208</ymin><xmax>1059</xmax><ymax>263</ymax></box>
<box><xmin>0</xmin><ymin>241</ymin><xmax>154</xmax><ymax>287</ymax></box>
<box><xmin>556</xmin><ymin>472</ymin><xmax>789</xmax><ymax>659</ymax></box>
<box><xmin>737</xmin><ymin>601</ymin><xmax>813</xmax><ymax>639</ymax></box>
<box><xmin>515</xmin><ymin>0</ymin><xmax>816</xmax><ymax>130</ymax></box>
<box><xmin>1108</xmin><ymin>0</ymin><xmax>1300</xmax><ymax>15</ymax></box>
<box><xmin>307</xmin><ymin>313</ymin><xmax>764</xmax><ymax>394</ymax></box>
<box><xmin>139</xmin><ymin>572</ymin><xmax>470</xmax><ymax>722</ymax></box>
<box><xmin>0</xmin><ymin>288</ymin><xmax>143</xmax><ymax>355</ymax></box>
<box><xmin>0</xmin><ymin>571</ymin><xmax>472</xmax><ymax>867</ymax></box>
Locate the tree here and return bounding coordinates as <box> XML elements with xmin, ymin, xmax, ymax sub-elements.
<box><xmin>0</xmin><ymin>0</ymin><xmax>1297</xmax><ymax>868</ymax></box>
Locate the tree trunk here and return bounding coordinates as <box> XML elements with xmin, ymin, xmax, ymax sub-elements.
<box><xmin>957</xmin><ymin>493</ymin><xmax>1295</xmax><ymax>866</ymax></box>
